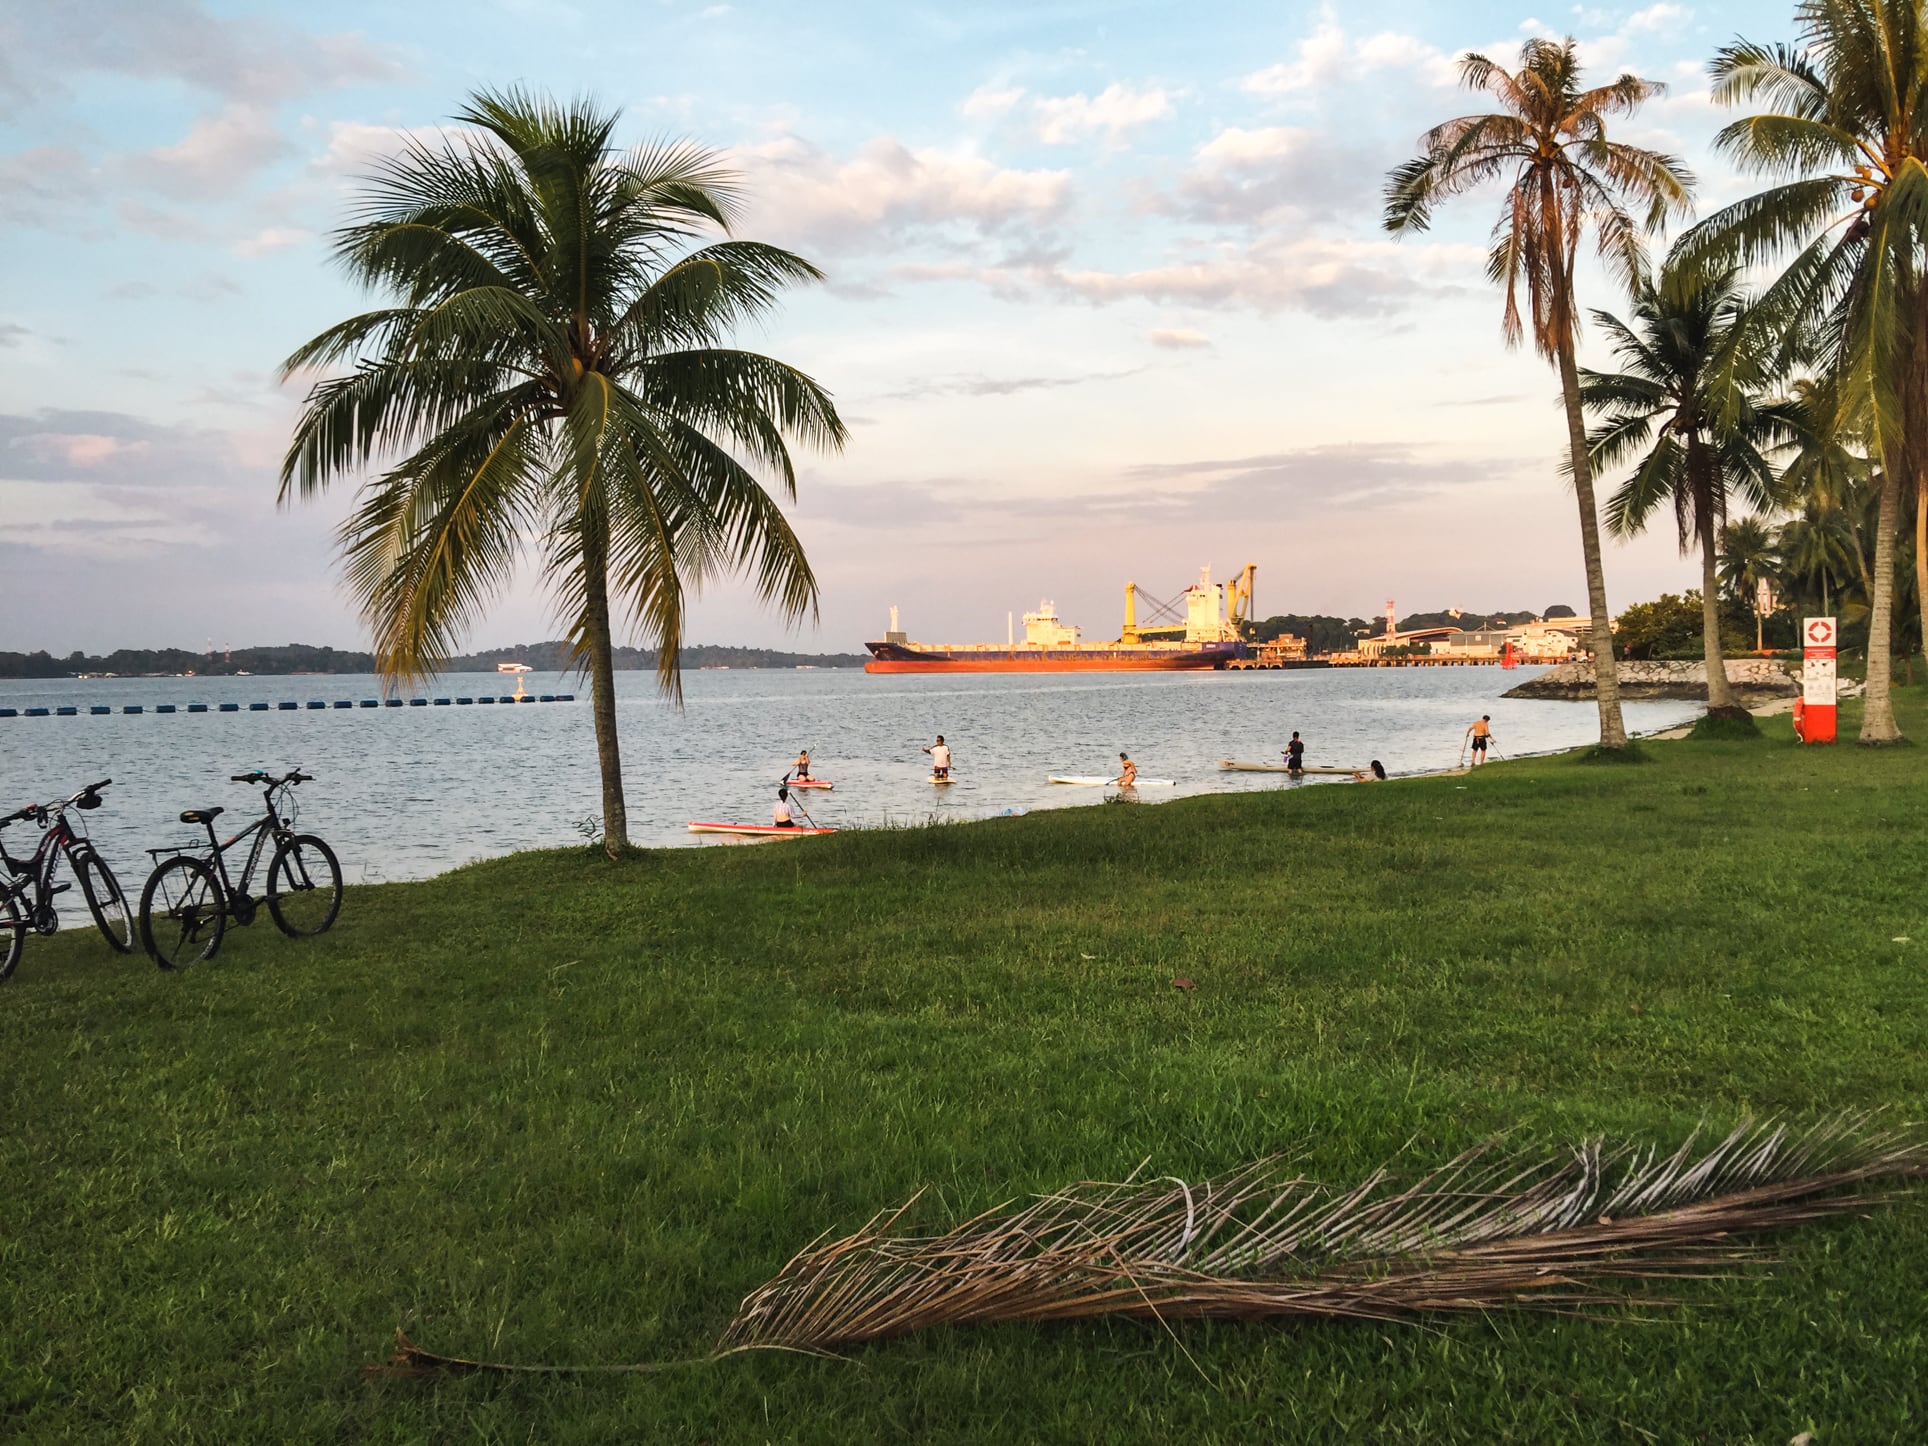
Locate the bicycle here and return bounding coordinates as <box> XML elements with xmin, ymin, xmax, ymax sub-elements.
<box><xmin>0</xmin><ymin>779</ymin><xmax>136</xmax><ymax>981</ymax></box>
<box><xmin>137</xmin><ymin>770</ymin><xmax>342</xmax><ymax>969</ymax></box>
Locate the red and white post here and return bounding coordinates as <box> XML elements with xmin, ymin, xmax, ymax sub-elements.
<box><xmin>1800</xmin><ymin>616</ymin><xmax>1837</xmax><ymax>745</ymax></box>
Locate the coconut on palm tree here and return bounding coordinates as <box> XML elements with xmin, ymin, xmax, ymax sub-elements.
<box><xmin>1385</xmin><ymin>36</ymin><xmax>1693</xmax><ymax>750</ymax></box>
<box><xmin>1716</xmin><ymin>515</ymin><xmax>1784</xmax><ymax>651</ymax></box>
<box><xmin>1579</xmin><ymin>262</ymin><xmax>1785</xmax><ymax>712</ymax></box>
<box><xmin>279</xmin><ymin>89</ymin><xmax>846</xmax><ymax>852</ymax></box>
<box><xmin>1682</xmin><ymin>0</ymin><xmax>1928</xmax><ymax>742</ymax></box>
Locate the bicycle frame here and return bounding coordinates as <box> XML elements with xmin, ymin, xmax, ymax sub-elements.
<box><xmin>167</xmin><ymin>783</ymin><xmax>301</xmax><ymax>923</ymax></box>
<box><xmin>1</xmin><ymin>808</ymin><xmax>88</xmax><ymax>933</ymax></box>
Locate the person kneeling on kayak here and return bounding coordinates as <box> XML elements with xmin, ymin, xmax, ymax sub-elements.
<box><xmin>1113</xmin><ymin>752</ymin><xmax>1138</xmax><ymax>787</ymax></box>
<box><xmin>773</xmin><ymin>786</ymin><xmax>797</xmax><ymax>828</ymax></box>
<box><xmin>792</xmin><ymin>748</ymin><xmax>813</xmax><ymax>781</ymax></box>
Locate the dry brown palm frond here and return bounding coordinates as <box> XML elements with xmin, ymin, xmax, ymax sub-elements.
<box><xmin>375</xmin><ymin>1117</ymin><xmax>1927</xmax><ymax>1377</ymax></box>
<box><xmin>716</xmin><ymin>1117</ymin><xmax>1926</xmax><ymax>1356</ymax></box>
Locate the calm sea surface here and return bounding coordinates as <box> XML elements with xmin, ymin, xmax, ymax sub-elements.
<box><xmin>0</xmin><ymin>666</ymin><xmax>1701</xmax><ymax>884</ymax></box>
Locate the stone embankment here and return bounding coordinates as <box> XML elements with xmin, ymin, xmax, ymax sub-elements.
<box><xmin>1504</xmin><ymin>657</ymin><xmax>1801</xmax><ymax>700</ymax></box>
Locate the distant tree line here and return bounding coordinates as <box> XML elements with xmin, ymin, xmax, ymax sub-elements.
<box><xmin>0</xmin><ymin>641</ymin><xmax>866</xmax><ymax>679</ymax></box>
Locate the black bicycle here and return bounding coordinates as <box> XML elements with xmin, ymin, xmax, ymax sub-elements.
<box><xmin>137</xmin><ymin>770</ymin><xmax>342</xmax><ymax>969</ymax></box>
<box><xmin>0</xmin><ymin>779</ymin><xmax>136</xmax><ymax>981</ymax></box>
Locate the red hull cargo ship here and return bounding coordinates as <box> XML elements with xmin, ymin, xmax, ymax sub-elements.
<box><xmin>865</xmin><ymin>567</ymin><xmax>1254</xmax><ymax>674</ymax></box>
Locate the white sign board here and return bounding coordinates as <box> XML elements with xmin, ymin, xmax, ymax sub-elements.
<box><xmin>1803</xmin><ymin>653</ymin><xmax>1837</xmax><ymax>705</ymax></box>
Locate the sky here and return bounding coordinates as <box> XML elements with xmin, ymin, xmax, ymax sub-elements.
<box><xmin>1</xmin><ymin>0</ymin><xmax>1799</xmax><ymax>655</ymax></box>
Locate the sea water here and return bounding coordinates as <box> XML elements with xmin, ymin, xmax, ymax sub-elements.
<box><xmin>0</xmin><ymin>667</ymin><xmax>1702</xmax><ymax>882</ymax></box>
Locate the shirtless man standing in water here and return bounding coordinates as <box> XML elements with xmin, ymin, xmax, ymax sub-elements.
<box><xmin>1465</xmin><ymin>715</ymin><xmax>1496</xmax><ymax>766</ymax></box>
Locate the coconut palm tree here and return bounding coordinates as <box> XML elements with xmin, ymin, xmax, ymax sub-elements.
<box><xmin>1385</xmin><ymin>37</ymin><xmax>1693</xmax><ymax>750</ymax></box>
<box><xmin>1581</xmin><ymin>263</ymin><xmax>1785</xmax><ymax>709</ymax></box>
<box><xmin>1681</xmin><ymin>0</ymin><xmax>1928</xmax><ymax>742</ymax></box>
<box><xmin>1717</xmin><ymin>515</ymin><xmax>1784</xmax><ymax>650</ymax></box>
<box><xmin>278</xmin><ymin>89</ymin><xmax>846</xmax><ymax>852</ymax></box>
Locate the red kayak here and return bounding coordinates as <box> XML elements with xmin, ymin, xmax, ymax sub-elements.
<box><xmin>785</xmin><ymin>778</ymin><xmax>834</xmax><ymax>790</ymax></box>
<box><xmin>688</xmin><ymin>821</ymin><xmax>836</xmax><ymax>838</ymax></box>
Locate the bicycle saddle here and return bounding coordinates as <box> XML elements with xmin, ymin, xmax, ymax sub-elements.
<box><xmin>180</xmin><ymin>807</ymin><xmax>224</xmax><ymax>825</ymax></box>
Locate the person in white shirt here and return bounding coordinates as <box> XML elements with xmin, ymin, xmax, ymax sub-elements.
<box><xmin>922</xmin><ymin>734</ymin><xmax>952</xmax><ymax>778</ymax></box>
<box><xmin>772</xmin><ymin>786</ymin><xmax>797</xmax><ymax>827</ymax></box>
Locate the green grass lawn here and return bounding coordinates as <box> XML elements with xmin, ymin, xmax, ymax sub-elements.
<box><xmin>5</xmin><ymin>693</ymin><xmax>1927</xmax><ymax>1442</ymax></box>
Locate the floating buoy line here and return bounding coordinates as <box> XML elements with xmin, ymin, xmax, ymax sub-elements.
<box><xmin>1</xmin><ymin>694</ymin><xmax>575</xmax><ymax>719</ymax></box>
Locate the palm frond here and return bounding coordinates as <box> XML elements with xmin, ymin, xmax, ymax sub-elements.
<box><xmin>376</xmin><ymin>1118</ymin><xmax>1928</xmax><ymax>1375</ymax></box>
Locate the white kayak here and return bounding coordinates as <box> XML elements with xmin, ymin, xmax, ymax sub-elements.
<box><xmin>688</xmin><ymin>821</ymin><xmax>836</xmax><ymax>837</ymax></box>
<box><xmin>1218</xmin><ymin>760</ymin><xmax>1362</xmax><ymax>775</ymax></box>
<box><xmin>1048</xmin><ymin>774</ymin><xmax>1176</xmax><ymax>787</ymax></box>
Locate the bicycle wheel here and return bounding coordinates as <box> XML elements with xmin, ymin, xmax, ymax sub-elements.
<box><xmin>266</xmin><ymin>835</ymin><xmax>342</xmax><ymax>938</ymax></box>
<box><xmin>0</xmin><ymin>887</ymin><xmax>22</xmax><ymax>983</ymax></box>
<box><xmin>75</xmin><ymin>849</ymin><xmax>135</xmax><ymax>954</ymax></box>
<box><xmin>139</xmin><ymin>857</ymin><xmax>226</xmax><ymax>969</ymax></box>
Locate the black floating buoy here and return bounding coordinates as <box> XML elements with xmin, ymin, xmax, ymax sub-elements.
<box><xmin>124</xmin><ymin>705</ymin><xmax>144</xmax><ymax>715</ymax></box>
<box><xmin>155</xmin><ymin>704</ymin><xmax>176</xmax><ymax>714</ymax></box>
<box><xmin>188</xmin><ymin>704</ymin><xmax>208</xmax><ymax>713</ymax></box>
<box><xmin>26</xmin><ymin>707</ymin><xmax>50</xmax><ymax>717</ymax></box>
<box><xmin>384</xmin><ymin>699</ymin><xmax>402</xmax><ymax>708</ymax></box>
<box><xmin>408</xmin><ymin>698</ymin><xmax>427</xmax><ymax>707</ymax></box>
<box><xmin>538</xmin><ymin>694</ymin><xmax>555</xmax><ymax>703</ymax></box>
<box><xmin>306</xmin><ymin>701</ymin><xmax>326</xmax><ymax>710</ymax></box>
<box><xmin>91</xmin><ymin>706</ymin><xmax>111</xmax><ymax>716</ymax></box>
<box><xmin>432</xmin><ymin>697</ymin><xmax>451</xmax><ymax>706</ymax></box>
<box><xmin>0</xmin><ymin>708</ymin><xmax>16</xmax><ymax>718</ymax></box>
<box><xmin>219</xmin><ymin>703</ymin><xmax>240</xmax><ymax>713</ymax></box>
<box><xmin>456</xmin><ymin>697</ymin><xmax>474</xmax><ymax>705</ymax></box>
<box><xmin>278</xmin><ymin>701</ymin><xmax>297</xmax><ymax>711</ymax></box>
<box><xmin>56</xmin><ymin>706</ymin><xmax>77</xmax><ymax>717</ymax></box>
<box><xmin>333</xmin><ymin>701</ymin><xmax>352</xmax><ymax>709</ymax></box>
<box><xmin>249</xmin><ymin>703</ymin><xmax>269</xmax><ymax>712</ymax></box>
<box><xmin>478</xmin><ymin>696</ymin><xmax>495</xmax><ymax>705</ymax></box>
<box><xmin>558</xmin><ymin>693</ymin><xmax>575</xmax><ymax>702</ymax></box>
<box><xmin>361</xmin><ymin>700</ymin><xmax>380</xmax><ymax>708</ymax></box>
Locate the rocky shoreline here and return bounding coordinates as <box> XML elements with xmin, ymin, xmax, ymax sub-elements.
<box><xmin>1504</xmin><ymin>657</ymin><xmax>1801</xmax><ymax>701</ymax></box>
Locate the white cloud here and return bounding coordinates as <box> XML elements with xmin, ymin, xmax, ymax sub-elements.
<box><xmin>1242</xmin><ymin>11</ymin><xmax>1458</xmax><ymax>95</ymax></box>
<box><xmin>1148</xmin><ymin>328</ymin><xmax>1211</xmax><ymax>349</ymax></box>
<box><xmin>1031</xmin><ymin>83</ymin><xmax>1174</xmax><ymax>147</ymax></box>
<box><xmin>233</xmin><ymin>226</ymin><xmax>309</xmax><ymax>257</ymax></box>
<box><xmin>736</xmin><ymin>134</ymin><xmax>1070</xmax><ymax>256</ymax></box>
<box><xmin>1626</xmin><ymin>4</ymin><xmax>1689</xmax><ymax>33</ymax></box>
<box><xmin>134</xmin><ymin>103</ymin><xmax>289</xmax><ymax>199</ymax></box>
<box><xmin>896</xmin><ymin>235</ymin><xmax>1480</xmax><ymax>319</ymax></box>
<box><xmin>960</xmin><ymin>84</ymin><xmax>1025</xmax><ymax>120</ymax></box>
<box><xmin>1241</xmin><ymin>13</ymin><xmax>1349</xmax><ymax>94</ymax></box>
<box><xmin>1164</xmin><ymin>125</ymin><xmax>1371</xmax><ymax>227</ymax></box>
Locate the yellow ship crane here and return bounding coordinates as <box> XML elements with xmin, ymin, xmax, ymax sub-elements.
<box><xmin>1119</xmin><ymin>564</ymin><xmax>1257</xmax><ymax>644</ymax></box>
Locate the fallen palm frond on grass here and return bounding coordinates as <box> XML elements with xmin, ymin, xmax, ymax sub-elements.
<box><xmin>379</xmin><ymin>1118</ymin><xmax>1927</xmax><ymax>1376</ymax></box>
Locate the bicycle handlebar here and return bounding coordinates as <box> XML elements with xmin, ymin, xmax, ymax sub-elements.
<box><xmin>231</xmin><ymin>770</ymin><xmax>313</xmax><ymax>787</ymax></box>
<box><xmin>2</xmin><ymin>779</ymin><xmax>110</xmax><ymax>828</ymax></box>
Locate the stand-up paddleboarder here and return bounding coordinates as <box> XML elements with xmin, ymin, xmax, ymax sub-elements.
<box><xmin>1465</xmin><ymin>715</ymin><xmax>1496</xmax><ymax>766</ymax></box>
<box><xmin>922</xmin><ymin>735</ymin><xmax>952</xmax><ymax>779</ymax></box>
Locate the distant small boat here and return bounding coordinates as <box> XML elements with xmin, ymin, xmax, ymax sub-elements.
<box><xmin>1049</xmin><ymin>774</ymin><xmax>1176</xmax><ymax>787</ymax></box>
<box><xmin>496</xmin><ymin>662</ymin><xmax>533</xmax><ymax>674</ymax></box>
<box><xmin>687</xmin><ymin>821</ymin><xmax>835</xmax><ymax>837</ymax></box>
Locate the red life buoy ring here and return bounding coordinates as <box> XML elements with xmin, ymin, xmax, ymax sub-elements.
<box><xmin>1792</xmin><ymin>696</ymin><xmax>1807</xmax><ymax>741</ymax></box>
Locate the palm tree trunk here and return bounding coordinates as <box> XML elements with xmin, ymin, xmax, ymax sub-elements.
<box><xmin>1916</xmin><ymin>467</ymin><xmax>1927</xmax><ymax>679</ymax></box>
<box><xmin>1859</xmin><ymin>461</ymin><xmax>1903</xmax><ymax>743</ymax></box>
<box><xmin>580</xmin><ymin>521</ymin><xmax>632</xmax><ymax>850</ymax></box>
<box><xmin>1555</xmin><ymin>336</ymin><xmax>1628</xmax><ymax>748</ymax></box>
<box><xmin>1698</xmin><ymin>508</ymin><xmax>1736</xmax><ymax>710</ymax></box>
